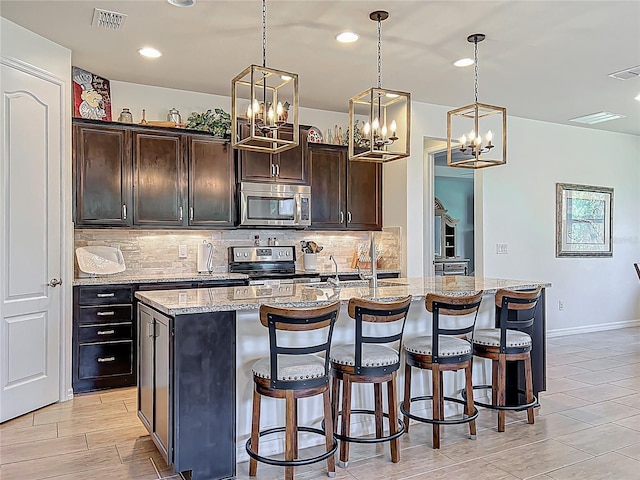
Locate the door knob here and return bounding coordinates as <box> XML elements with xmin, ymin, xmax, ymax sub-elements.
<box><xmin>48</xmin><ymin>278</ymin><xmax>62</xmax><ymax>287</ymax></box>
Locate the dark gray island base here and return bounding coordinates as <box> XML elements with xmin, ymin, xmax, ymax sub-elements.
<box><xmin>135</xmin><ymin>277</ymin><xmax>550</xmax><ymax>480</ymax></box>
<box><xmin>138</xmin><ymin>305</ymin><xmax>236</xmax><ymax>479</ymax></box>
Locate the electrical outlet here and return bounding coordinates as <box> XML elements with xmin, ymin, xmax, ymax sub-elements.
<box><xmin>496</xmin><ymin>243</ymin><xmax>508</xmax><ymax>254</ymax></box>
<box><xmin>558</xmin><ymin>300</ymin><xmax>564</xmax><ymax>311</ymax></box>
<box><xmin>178</xmin><ymin>244</ymin><xmax>187</xmax><ymax>258</ymax></box>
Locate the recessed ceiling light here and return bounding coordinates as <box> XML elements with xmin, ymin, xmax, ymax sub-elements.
<box><xmin>569</xmin><ymin>111</ymin><xmax>625</xmax><ymax>125</ymax></box>
<box><xmin>168</xmin><ymin>0</ymin><xmax>195</xmax><ymax>6</ymax></box>
<box><xmin>635</xmin><ymin>94</ymin><xmax>640</xmax><ymax>102</ymax></box>
<box><xmin>138</xmin><ymin>47</ymin><xmax>162</xmax><ymax>58</ymax></box>
<box><xmin>454</xmin><ymin>58</ymin><xmax>474</xmax><ymax>67</ymax></box>
<box><xmin>336</xmin><ymin>32</ymin><xmax>359</xmax><ymax>43</ymax></box>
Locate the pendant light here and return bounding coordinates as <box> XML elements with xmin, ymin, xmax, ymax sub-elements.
<box><xmin>348</xmin><ymin>11</ymin><xmax>411</xmax><ymax>163</ymax></box>
<box><xmin>231</xmin><ymin>0</ymin><xmax>299</xmax><ymax>153</ymax></box>
<box><xmin>447</xmin><ymin>33</ymin><xmax>506</xmax><ymax>168</ymax></box>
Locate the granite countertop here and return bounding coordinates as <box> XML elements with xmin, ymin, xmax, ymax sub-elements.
<box><xmin>73</xmin><ymin>269</ymin><xmax>401</xmax><ymax>286</ymax></box>
<box><xmin>135</xmin><ymin>277</ymin><xmax>552</xmax><ymax>316</ymax></box>
<box><xmin>73</xmin><ymin>272</ymin><xmax>249</xmax><ymax>286</ymax></box>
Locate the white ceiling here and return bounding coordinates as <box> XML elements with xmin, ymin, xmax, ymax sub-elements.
<box><xmin>2</xmin><ymin>0</ymin><xmax>639</xmax><ymax>136</ymax></box>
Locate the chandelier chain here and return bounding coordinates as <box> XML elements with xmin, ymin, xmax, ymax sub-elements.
<box><xmin>262</xmin><ymin>0</ymin><xmax>267</xmax><ymax>68</ymax></box>
<box><xmin>377</xmin><ymin>14</ymin><xmax>382</xmax><ymax>88</ymax></box>
<box><xmin>474</xmin><ymin>38</ymin><xmax>479</xmax><ymax>103</ymax></box>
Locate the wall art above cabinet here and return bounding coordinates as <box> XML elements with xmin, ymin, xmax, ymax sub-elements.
<box><xmin>73</xmin><ymin>119</ymin><xmax>235</xmax><ymax>229</ymax></box>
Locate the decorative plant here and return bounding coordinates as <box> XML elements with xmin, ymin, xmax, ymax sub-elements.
<box><xmin>185</xmin><ymin>108</ymin><xmax>231</xmax><ymax>137</ymax></box>
<box><xmin>345</xmin><ymin>119</ymin><xmax>367</xmax><ymax>148</ymax></box>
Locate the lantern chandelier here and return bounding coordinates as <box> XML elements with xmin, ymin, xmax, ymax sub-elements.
<box><xmin>447</xmin><ymin>33</ymin><xmax>506</xmax><ymax>168</ymax></box>
<box><xmin>348</xmin><ymin>11</ymin><xmax>411</xmax><ymax>163</ymax></box>
<box><xmin>231</xmin><ymin>0</ymin><xmax>299</xmax><ymax>153</ymax></box>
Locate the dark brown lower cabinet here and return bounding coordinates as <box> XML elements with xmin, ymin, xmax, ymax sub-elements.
<box><xmin>72</xmin><ymin>286</ymin><xmax>136</xmax><ymax>393</ymax></box>
<box><xmin>309</xmin><ymin>144</ymin><xmax>382</xmax><ymax>230</ymax></box>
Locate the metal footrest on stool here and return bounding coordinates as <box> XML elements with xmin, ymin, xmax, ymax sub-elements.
<box><xmin>400</xmin><ymin>395</ymin><xmax>479</xmax><ymax>426</ymax></box>
<box><xmin>333</xmin><ymin>408</ymin><xmax>406</xmax><ymax>444</ymax></box>
<box><xmin>245</xmin><ymin>426</ymin><xmax>338</xmax><ymax>468</ymax></box>
<box><xmin>462</xmin><ymin>385</ymin><xmax>539</xmax><ymax>411</ymax></box>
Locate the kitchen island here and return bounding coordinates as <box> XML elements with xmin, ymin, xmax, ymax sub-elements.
<box><xmin>135</xmin><ymin>276</ymin><xmax>550</xmax><ymax>480</ymax></box>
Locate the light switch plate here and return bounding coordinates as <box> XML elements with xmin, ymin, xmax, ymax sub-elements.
<box><xmin>178</xmin><ymin>244</ymin><xmax>187</xmax><ymax>258</ymax></box>
<box><xmin>496</xmin><ymin>243</ymin><xmax>508</xmax><ymax>254</ymax></box>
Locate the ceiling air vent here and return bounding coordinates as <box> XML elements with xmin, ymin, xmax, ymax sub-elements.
<box><xmin>91</xmin><ymin>8</ymin><xmax>127</xmax><ymax>30</ymax></box>
<box><xmin>608</xmin><ymin>65</ymin><xmax>640</xmax><ymax>80</ymax></box>
<box><xmin>569</xmin><ymin>112</ymin><xmax>625</xmax><ymax>125</ymax></box>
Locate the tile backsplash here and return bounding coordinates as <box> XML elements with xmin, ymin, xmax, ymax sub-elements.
<box><xmin>74</xmin><ymin>228</ymin><xmax>402</xmax><ymax>277</ymax></box>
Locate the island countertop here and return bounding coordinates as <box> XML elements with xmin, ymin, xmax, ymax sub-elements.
<box><xmin>134</xmin><ymin>276</ymin><xmax>551</xmax><ymax>316</ymax></box>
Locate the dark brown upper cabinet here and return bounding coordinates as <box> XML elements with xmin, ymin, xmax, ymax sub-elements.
<box><xmin>237</xmin><ymin>124</ymin><xmax>309</xmax><ymax>184</ymax></box>
<box><xmin>73</xmin><ymin>119</ymin><xmax>236</xmax><ymax>229</ymax></box>
<box><xmin>74</xmin><ymin>123</ymin><xmax>132</xmax><ymax>226</ymax></box>
<box><xmin>132</xmin><ymin>131</ymin><xmax>186</xmax><ymax>227</ymax></box>
<box><xmin>188</xmin><ymin>136</ymin><xmax>235</xmax><ymax>227</ymax></box>
<box><xmin>308</xmin><ymin>144</ymin><xmax>382</xmax><ymax>231</ymax></box>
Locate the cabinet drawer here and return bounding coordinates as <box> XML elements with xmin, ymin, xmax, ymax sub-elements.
<box><xmin>78</xmin><ymin>342</ymin><xmax>133</xmax><ymax>379</ymax></box>
<box><xmin>78</xmin><ymin>286</ymin><xmax>132</xmax><ymax>305</ymax></box>
<box><xmin>443</xmin><ymin>262</ymin><xmax>466</xmax><ymax>272</ymax></box>
<box><xmin>78</xmin><ymin>323</ymin><xmax>132</xmax><ymax>343</ymax></box>
<box><xmin>78</xmin><ymin>305</ymin><xmax>132</xmax><ymax>324</ymax></box>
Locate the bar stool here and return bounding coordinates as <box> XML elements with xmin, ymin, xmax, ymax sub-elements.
<box><xmin>247</xmin><ymin>301</ymin><xmax>340</xmax><ymax>480</ymax></box>
<box><xmin>330</xmin><ymin>295</ymin><xmax>412</xmax><ymax>467</ymax></box>
<box><xmin>400</xmin><ymin>291</ymin><xmax>483</xmax><ymax>449</ymax></box>
<box><xmin>471</xmin><ymin>287</ymin><xmax>542</xmax><ymax>432</ymax></box>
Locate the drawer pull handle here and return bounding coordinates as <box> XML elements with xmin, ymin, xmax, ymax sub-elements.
<box><xmin>96</xmin><ymin>311</ymin><xmax>115</xmax><ymax>316</ymax></box>
<box><xmin>97</xmin><ymin>357</ymin><xmax>116</xmax><ymax>363</ymax></box>
<box><xmin>97</xmin><ymin>330</ymin><xmax>115</xmax><ymax>335</ymax></box>
<box><xmin>96</xmin><ymin>293</ymin><xmax>115</xmax><ymax>298</ymax></box>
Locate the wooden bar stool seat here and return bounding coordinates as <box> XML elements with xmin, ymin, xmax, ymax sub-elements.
<box><xmin>247</xmin><ymin>302</ymin><xmax>340</xmax><ymax>480</ymax></box>
<box><xmin>470</xmin><ymin>287</ymin><xmax>542</xmax><ymax>432</ymax></box>
<box><xmin>400</xmin><ymin>291</ymin><xmax>483</xmax><ymax>449</ymax></box>
<box><xmin>330</xmin><ymin>296</ymin><xmax>412</xmax><ymax>467</ymax></box>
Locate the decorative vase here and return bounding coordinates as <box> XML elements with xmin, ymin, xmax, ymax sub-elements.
<box><xmin>118</xmin><ymin>108</ymin><xmax>133</xmax><ymax>123</ymax></box>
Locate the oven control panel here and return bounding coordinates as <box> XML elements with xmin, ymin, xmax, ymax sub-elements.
<box><xmin>229</xmin><ymin>246</ymin><xmax>295</xmax><ymax>263</ymax></box>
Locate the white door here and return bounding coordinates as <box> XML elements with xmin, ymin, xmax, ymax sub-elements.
<box><xmin>0</xmin><ymin>60</ymin><xmax>63</xmax><ymax>422</ymax></box>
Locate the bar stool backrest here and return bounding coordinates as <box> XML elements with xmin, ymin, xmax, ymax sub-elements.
<box><xmin>259</xmin><ymin>301</ymin><xmax>340</xmax><ymax>390</ymax></box>
<box><xmin>634</xmin><ymin>263</ymin><xmax>640</xmax><ymax>281</ymax></box>
<box><xmin>494</xmin><ymin>287</ymin><xmax>542</xmax><ymax>354</ymax></box>
<box><xmin>425</xmin><ymin>291</ymin><xmax>483</xmax><ymax>363</ymax></box>
<box><xmin>347</xmin><ymin>296</ymin><xmax>412</xmax><ymax>373</ymax></box>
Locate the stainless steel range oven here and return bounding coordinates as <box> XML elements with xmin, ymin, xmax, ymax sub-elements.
<box><xmin>228</xmin><ymin>246</ymin><xmax>320</xmax><ymax>285</ymax></box>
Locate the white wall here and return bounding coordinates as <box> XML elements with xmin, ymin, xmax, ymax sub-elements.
<box><xmin>383</xmin><ymin>101</ymin><xmax>640</xmax><ymax>333</ymax></box>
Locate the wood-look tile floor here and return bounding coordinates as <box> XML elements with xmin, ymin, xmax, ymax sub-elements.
<box><xmin>1</xmin><ymin>327</ymin><xmax>639</xmax><ymax>479</ymax></box>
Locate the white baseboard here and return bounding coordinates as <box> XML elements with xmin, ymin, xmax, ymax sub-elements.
<box><xmin>547</xmin><ymin>319</ymin><xmax>640</xmax><ymax>338</ymax></box>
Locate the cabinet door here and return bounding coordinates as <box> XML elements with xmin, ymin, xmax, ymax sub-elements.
<box><xmin>188</xmin><ymin>137</ymin><xmax>235</xmax><ymax>227</ymax></box>
<box><xmin>154</xmin><ymin>313</ymin><xmax>171</xmax><ymax>463</ymax></box>
<box><xmin>133</xmin><ymin>131</ymin><xmax>185</xmax><ymax>226</ymax></box>
<box><xmin>137</xmin><ymin>306</ymin><xmax>154</xmax><ymax>431</ymax></box>
<box><xmin>309</xmin><ymin>145</ymin><xmax>346</xmax><ymax>229</ymax></box>
<box><xmin>237</xmin><ymin>123</ymin><xmax>274</xmax><ymax>182</ymax></box>
<box><xmin>274</xmin><ymin>126</ymin><xmax>308</xmax><ymax>184</ymax></box>
<box><xmin>346</xmin><ymin>161</ymin><xmax>382</xmax><ymax>230</ymax></box>
<box><xmin>74</xmin><ymin>123</ymin><xmax>131</xmax><ymax>226</ymax></box>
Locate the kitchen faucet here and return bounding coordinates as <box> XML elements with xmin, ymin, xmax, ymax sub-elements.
<box><xmin>327</xmin><ymin>255</ymin><xmax>340</xmax><ymax>287</ymax></box>
<box><xmin>356</xmin><ymin>232</ymin><xmax>378</xmax><ymax>288</ymax></box>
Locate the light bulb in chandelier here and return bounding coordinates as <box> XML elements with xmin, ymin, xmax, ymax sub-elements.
<box><xmin>459</xmin><ymin>129</ymin><xmax>495</xmax><ymax>156</ymax></box>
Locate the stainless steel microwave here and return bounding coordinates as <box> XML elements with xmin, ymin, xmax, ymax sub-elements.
<box><xmin>239</xmin><ymin>182</ymin><xmax>311</xmax><ymax>227</ymax></box>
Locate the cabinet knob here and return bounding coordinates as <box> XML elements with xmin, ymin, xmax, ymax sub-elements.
<box><xmin>347</xmin><ymin>211</ymin><xmax>352</xmax><ymax>223</ymax></box>
<box><xmin>189</xmin><ymin>207</ymin><xmax>194</xmax><ymax>222</ymax></box>
<box><xmin>340</xmin><ymin>211</ymin><xmax>344</xmax><ymax>224</ymax></box>
<box><xmin>122</xmin><ymin>204</ymin><xmax>127</xmax><ymax>220</ymax></box>
<box><xmin>179</xmin><ymin>206</ymin><xmax>183</xmax><ymax>221</ymax></box>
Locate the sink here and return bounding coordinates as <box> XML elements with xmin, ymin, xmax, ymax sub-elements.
<box><xmin>309</xmin><ymin>280</ymin><xmax>408</xmax><ymax>288</ymax></box>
